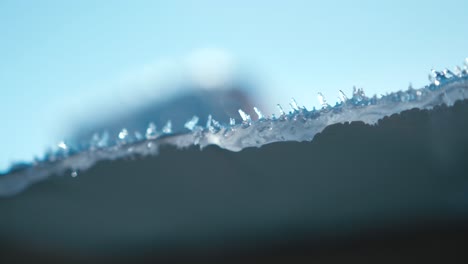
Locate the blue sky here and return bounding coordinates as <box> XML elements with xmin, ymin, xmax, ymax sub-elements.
<box><xmin>1</xmin><ymin>0</ymin><xmax>467</xmax><ymax>171</ymax></box>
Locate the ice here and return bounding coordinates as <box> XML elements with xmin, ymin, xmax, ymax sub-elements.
<box><xmin>162</xmin><ymin>120</ymin><xmax>172</xmax><ymax>134</ymax></box>
<box><xmin>289</xmin><ymin>98</ymin><xmax>300</xmax><ymax>112</ymax></box>
<box><xmin>211</xmin><ymin>117</ymin><xmax>222</xmax><ymax>130</ymax></box>
<box><xmin>206</xmin><ymin>114</ymin><xmax>220</xmax><ymax>133</ymax></box>
<box><xmin>238</xmin><ymin>109</ymin><xmax>251</xmax><ymax>123</ymax></box>
<box><xmin>339</xmin><ymin>90</ymin><xmax>348</xmax><ymax>103</ymax></box>
<box><xmin>57</xmin><ymin>141</ymin><xmax>68</xmax><ymax>150</ymax></box>
<box><xmin>253</xmin><ymin>107</ymin><xmax>264</xmax><ymax>120</ymax></box>
<box><xmin>118</xmin><ymin>128</ymin><xmax>129</xmax><ymax>141</ymax></box>
<box><xmin>184</xmin><ymin>116</ymin><xmax>199</xmax><ymax>131</ymax></box>
<box><xmin>317</xmin><ymin>92</ymin><xmax>328</xmax><ymax>108</ymax></box>
<box><xmin>2</xmin><ymin>59</ymin><xmax>468</xmax><ymax>196</ymax></box>
<box><xmin>276</xmin><ymin>104</ymin><xmax>285</xmax><ymax>116</ymax></box>
<box><xmin>134</xmin><ymin>131</ymin><xmax>143</xmax><ymax>141</ymax></box>
<box><xmin>145</xmin><ymin>122</ymin><xmax>158</xmax><ymax>139</ymax></box>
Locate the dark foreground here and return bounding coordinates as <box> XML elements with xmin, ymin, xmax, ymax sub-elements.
<box><xmin>1</xmin><ymin>101</ymin><xmax>468</xmax><ymax>263</ymax></box>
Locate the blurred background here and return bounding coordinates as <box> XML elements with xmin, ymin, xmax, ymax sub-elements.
<box><xmin>2</xmin><ymin>1</ymin><xmax>468</xmax><ymax>263</ymax></box>
<box><xmin>1</xmin><ymin>0</ymin><xmax>468</xmax><ymax>172</ymax></box>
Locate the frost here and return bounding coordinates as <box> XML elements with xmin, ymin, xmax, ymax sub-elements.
<box><xmin>289</xmin><ymin>98</ymin><xmax>300</xmax><ymax>112</ymax></box>
<box><xmin>145</xmin><ymin>122</ymin><xmax>158</xmax><ymax>139</ymax></box>
<box><xmin>57</xmin><ymin>141</ymin><xmax>68</xmax><ymax>150</ymax></box>
<box><xmin>162</xmin><ymin>120</ymin><xmax>172</xmax><ymax>134</ymax></box>
<box><xmin>118</xmin><ymin>128</ymin><xmax>129</xmax><ymax>141</ymax></box>
<box><xmin>238</xmin><ymin>109</ymin><xmax>251</xmax><ymax>123</ymax></box>
<box><xmin>276</xmin><ymin>104</ymin><xmax>285</xmax><ymax>116</ymax></box>
<box><xmin>1</xmin><ymin>59</ymin><xmax>468</xmax><ymax>196</ymax></box>
<box><xmin>253</xmin><ymin>107</ymin><xmax>264</xmax><ymax>120</ymax></box>
<box><xmin>184</xmin><ymin>116</ymin><xmax>199</xmax><ymax>131</ymax></box>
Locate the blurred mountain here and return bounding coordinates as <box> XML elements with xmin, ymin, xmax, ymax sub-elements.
<box><xmin>70</xmin><ymin>83</ymin><xmax>259</xmax><ymax>145</ymax></box>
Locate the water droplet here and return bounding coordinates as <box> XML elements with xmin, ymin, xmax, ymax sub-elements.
<box><xmin>253</xmin><ymin>106</ymin><xmax>264</xmax><ymax>120</ymax></box>
<box><xmin>229</xmin><ymin>118</ymin><xmax>236</xmax><ymax>126</ymax></box>
<box><xmin>145</xmin><ymin>122</ymin><xmax>158</xmax><ymax>139</ymax></box>
<box><xmin>184</xmin><ymin>116</ymin><xmax>199</xmax><ymax>131</ymax></box>
<box><xmin>238</xmin><ymin>109</ymin><xmax>251</xmax><ymax>123</ymax></box>
<box><xmin>71</xmin><ymin>170</ymin><xmax>78</xmax><ymax>177</ymax></box>
<box><xmin>118</xmin><ymin>128</ymin><xmax>129</xmax><ymax>140</ymax></box>
<box><xmin>162</xmin><ymin>120</ymin><xmax>172</xmax><ymax>134</ymax></box>
<box><xmin>289</xmin><ymin>98</ymin><xmax>300</xmax><ymax>112</ymax></box>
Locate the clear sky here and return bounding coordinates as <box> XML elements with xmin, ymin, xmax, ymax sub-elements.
<box><xmin>1</xmin><ymin>0</ymin><xmax>467</xmax><ymax>171</ymax></box>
